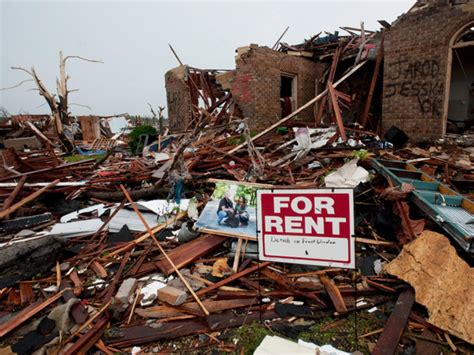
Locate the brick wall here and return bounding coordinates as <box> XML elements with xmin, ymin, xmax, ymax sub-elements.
<box><xmin>382</xmin><ymin>0</ymin><xmax>474</xmax><ymax>140</ymax></box>
<box><xmin>230</xmin><ymin>45</ymin><xmax>325</xmax><ymax>129</ymax></box>
<box><xmin>165</xmin><ymin>66</ymin><xmax>193</xmax><ymax>131</ymax></box>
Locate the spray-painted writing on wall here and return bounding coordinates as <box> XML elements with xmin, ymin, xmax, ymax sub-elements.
<box><xmin>385</xmin><ymin>59</ymin><xmax>443</xmax><ymax>116</ymax></box>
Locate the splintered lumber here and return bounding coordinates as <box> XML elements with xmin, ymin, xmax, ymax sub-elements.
<box><xmin>228</xmin><ymin>60</ymin><xmax>367</xmax><ymax>154</ymax></box>
<box><xmin>196</xmin><ymin>261</ymin><xmax>271</xmax><ymax>297</ymax></box>
<box><xmin>0</xmin><ymin>179</ymin><xmax>60</xmax><ymax>219</ymax></box>
<box><xmin>66</xmin><ymin>315</ymin><xmax>111</xmax><ymax>354</ymax></box>
<box><xmin>232</xmin><ymin>238</ymin><xmax>243</xmax><ymax>272</ymax></box>
<box><xmin>360</xmin><ymin>35</ymin><xmax>384</xmax><ymax>128</ymax></box>
<box><xmin>135</xmin><ymin>298</ymin><xmax>256</xmax><ymax>319</ymax></box>
<box><xmin>261</xmin><ymin>268</ymin><xmax>325</xmax><ymax>305</ymax></box>
<box><xmin>415</xmin><ymin>330</ymin><xmax>442</xmax><ymax>355</ymax></box>
<box><xmin>315</xmin><ymin>46</ymin><xmax>342</xmax><ymax>126</ymax></box>
<box><xmin>207</xmin><ymin>309</ymin><xmax>277</xmax><ymax>330</ymax></box>
<box><xmin>119</xmin><ymin>185</ymin><xmax>210</xmax><ymax>317</ymax></box>
<box><xmin>372</xmin><ymin>289</ymin><xmax>415</xmax><ymax>355</ymax></box>
<box><xmin>355</xmin><ymin>237</ymin><xmax>395</xmax><ymax>246</ymax></box>
<box><xmin>18</xmin><ymin>282</ymin><xmax>34</xmax><ymax>304</ymax></box>
<box><xmin>2</xmin><ymin>175</ymin><xmax>27</xmax><ymax>211</ymax></box>
<box><xmin>319</xmin><ymin>274</ymin><xmax>347</xmax><ymax>313</ymax></box>
<box><xmin>101</xmin><ymin>251</ymin><xmax>131</xmax><ymax>301</ymax></box>
<box><xmin>90</xmin><ymin>261</ymin><xmax>108</xmax><ymax>278</ymax></box>
<box><xmin>0</xmin><ymin>290</ymin><xmax>65</xmax><ymax>337</ymax></box>
<box><xmin>0</xmin><ymin>160</ymin><xmax>94</xmax><ymax>182</ymax></box>
<box><xmin>108</xmin><ymin>309</ymin><xmax>277</xmax><ymax>347</ymax></box>
<box><xmin>152</xmin><ymin>234</ymin><xmax>226</xmax><ymax>275</ymax></box>
<box><xmin>328</xmin><ymin>83</ymin><xmax>347</xmax><ymax>141</ymax></box>
<box><xmin>200</xmin><ymin>228</ymin><xmax>257</xmax><ymax>241</ymax></box>
<box><xmin>108</xmin><ymin>320</ymin><xmax>209</xmax><ymax>347</ymax></box>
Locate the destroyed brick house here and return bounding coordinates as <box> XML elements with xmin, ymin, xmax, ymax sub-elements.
<box><xmin>166</xmin><ymin>0</ymin><xmax>474</xmax><ymax>141</ymax></box>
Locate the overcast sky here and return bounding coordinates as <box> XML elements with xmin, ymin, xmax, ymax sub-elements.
<box><xmin>0</xmin><ymin>0</ymin><xmax>413</xmax><ymax>117</ymax></box>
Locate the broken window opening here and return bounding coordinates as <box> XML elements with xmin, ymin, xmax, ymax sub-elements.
<box><xmin>447</xmin><ymin>47</ymin><xmax>474</xmax><ymax>133</ymax></box>
<box><xmin>280</xmin><ymin>73</ymin><xmax>297</xmax><ymax>118</ymax></box>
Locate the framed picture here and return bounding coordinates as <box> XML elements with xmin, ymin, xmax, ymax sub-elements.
<box><xmin>195</xmin><ymin>179</ymin><xmax>271</xmax><ymax>240</ymax></box>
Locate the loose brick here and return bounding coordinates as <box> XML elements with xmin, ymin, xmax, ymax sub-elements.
<box><xmin>157</xmin><ymin>286</ymin><xmax>187</xmax><ymax>306</ymax></box>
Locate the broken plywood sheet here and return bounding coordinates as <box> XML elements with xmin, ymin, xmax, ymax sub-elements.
<box><xmin>385</xmin><ymin>230</ymin><xmax>474</xmax><ymax>344</ymax></box>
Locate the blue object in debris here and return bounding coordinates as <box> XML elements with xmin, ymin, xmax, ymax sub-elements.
<box><xmin>76</xmin><ymin>146</ymin><xmax>106</xmax><ymax>156</ymax></box>
<box><xmin>371</xmin><ymin>159</ymin><xmax>474</xmax><ymax>253</ymax></box>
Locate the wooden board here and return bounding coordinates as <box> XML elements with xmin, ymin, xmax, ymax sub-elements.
<box><xmin>147</xmin><ymin>234</ymin><xmax>226</xmax><ymax>276</ymax></box>
<box><xmin>372</xmin><ymin>289</ymin><xmax>415</xmax><ymax>355</ymax></box>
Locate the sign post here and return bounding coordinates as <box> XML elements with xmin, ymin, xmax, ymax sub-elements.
<box><xmin>256</xmin><ymin>189</ymin><xmax>355</xmax><ymax>269</ymax></box>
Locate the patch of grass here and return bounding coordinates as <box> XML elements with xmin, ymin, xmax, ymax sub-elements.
<box><xmin>233</xmin><ymin>322</ymin><xmax>273</xmax><ymax>355</ymax></box>
<box><xmin>63</xmin><ymin>153</ymin><xmax>106</xmax><ymax>163</ymax></box>
<box><xmin>299</xmin><ymin>313</ymin><xmax>385</xmax><ymax>353</ymax></box>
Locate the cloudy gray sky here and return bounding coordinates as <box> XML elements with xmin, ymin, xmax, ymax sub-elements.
<box><xmin>1</xmin><ymin>0</ymin><xmax>413</xmax><ymax>117</ymax></box>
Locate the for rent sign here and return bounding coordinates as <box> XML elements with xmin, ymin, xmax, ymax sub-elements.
<box><xmin>256</xmin><ymin>189</ymin><xmax>355</xmax><ymax>268</ymax></box>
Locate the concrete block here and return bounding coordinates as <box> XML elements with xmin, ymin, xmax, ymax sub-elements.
<box><xmin>157</xmin><ymin>286</ymin><xmax>187</xmax><ymax>306</ymax></box>
<box><xmin>115</xmin><ymin>278</ymin><xmax>137</xmax><ymax>304</ymax></box>
<box><xmin>2</xmin><ymin>136</ymin><xmax>42</xmax><ymax>150</ymax></box>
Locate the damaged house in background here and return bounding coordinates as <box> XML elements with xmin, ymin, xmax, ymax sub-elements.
<box><xmin>166</xmin><ymin>0</ymin><xmax>474</xmax><ymax>140</ymax></box>
<box><xmin>166</xmin><ymin>30</ymin><xmax>384</xmax><ymax>133</ymax></box>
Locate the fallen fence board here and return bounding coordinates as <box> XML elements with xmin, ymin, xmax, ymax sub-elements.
<box><xmin>144</xmin><ymin>234</ymin><xmax>226</xmax><ymax>276</ymax></box>
<box><xmin>372</xmin><ymin>289</ymin><xmax>415</xmax><ymax>355</ymax></box>
<box><xmin>0</xmin><ymin>290</ymin><xmax>65</xmax><ymax>337</ymax></box>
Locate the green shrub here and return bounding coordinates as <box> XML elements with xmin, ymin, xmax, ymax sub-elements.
<box><xmin>128</xmin><ymin>125</ymin><xmax>157</xmax><ymax>155</ymax></box>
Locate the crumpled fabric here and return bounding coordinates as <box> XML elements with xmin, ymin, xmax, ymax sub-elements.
<box><xmin>380</xmin><ymin>183</ymin><xmax>415</xmax><ymax>201</ymax></box>
<box><xmin>47</xmin><ymin>297</ymin><xmax>80</xmax><ymax>333</ymax></box>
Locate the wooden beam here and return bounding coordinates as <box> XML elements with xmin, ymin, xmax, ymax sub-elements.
<box><xmin>151</xmin><ymin>234</ymin><xmax>226</xmax><ymax>276</ymax></box>
<box><xmin>1</xmin><ymin>175</ymin><xmax>27</xmax><ymax>211</ymax></box>
<box><xmin>360</xmin><ymin>37</ymin><xmax>384</xmax><ymax>128</ymax></box>
<box><xmin>372</xmin><ymin>289</ymin><xmax>415</xmax><ymax>355</ymax></box>
<box><xmin>261</xmin><ymin>268</ymin><xmax>325</xmax><ymax>305</ymax></box>
<box><xmin>0</xmin><ymin>159</ymin><xmax>94</xmax><ymax>182</ymax></box>
<box><xmin>0</xmin><ymin>179</ymin><xmax>60</xmax><ymax>219</ymax></box>
<box><xmin>228</xmin><ymin>60</ymin><xmax>367</xmax><ymax>154</ymax></box>
<box><xmin>196</xmin><ymin>261</ymin><xmax>271</xmax><ymax>297</ymax></box>
<box><xmin>0</xmin><ymin>290</ymin><xmax>65</xmax><ymax>337</ymax></box>
<box><xmin>66</xmin><ymin>315</ymin><xmax>111</xmax><ymax>354</ymax></box>
<box><xmin>315</xmin><ymin>46</ymin><xmax>342</xmax><ymax>126</ymax></box>
<box><xmin>319</xmin><ymin>274</ymin><xmax>347</xmax><ymax>314</ymax></box>
<box><xmin>328</xmin><ymin>83</ymin><xmax>347</xmax><ymax>141</ymax></box>
<box><xmin>272</xmin><ymin>26</ymin><xmax>290</xmax><ymax>50</ymax></box>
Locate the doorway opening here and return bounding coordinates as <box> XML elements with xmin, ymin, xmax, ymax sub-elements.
<box><xmin>446</xmin><ymin>23</ymin><xmax>474</xmax><ymax>134</ymax></box>
<box><xmin>280</xmin><ymin>73</ymin><xmax>297</xmax><ymax>117</ymax></box>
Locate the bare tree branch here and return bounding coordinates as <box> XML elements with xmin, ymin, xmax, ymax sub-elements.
<box><xmin>0</xmin><ymin>79</ymin><xmax>34</xmax><ymax>91</ymax></box>
<box><xmin>11</xmin><ymin>66</ymin><xmax>34</xmax><ymax>76</ymax></box>
<box><xmin>64</xmin><ymin>55</ymin><xmax>103</xmax><ymax>64</ymax></box>
<box><xmin>148</xmin><ymin>103</ymin><xmax>157</xmax><ymax>118</ymax></box>
<box><xmin>69</xmin><ymin>103</ymin><xmax>91</xmax><ymax>109</ymax></box>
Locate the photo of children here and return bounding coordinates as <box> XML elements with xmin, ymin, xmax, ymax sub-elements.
<box><xmin>195</xmin><ymin>181</ymin><xmax>260</xmax><ymax>239</ymax></box>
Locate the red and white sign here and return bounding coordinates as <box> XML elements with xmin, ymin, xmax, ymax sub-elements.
<box><xmin>256</xmin><ymin>189</ymin><xmax>355</xmax><ymax>268</ymax></box>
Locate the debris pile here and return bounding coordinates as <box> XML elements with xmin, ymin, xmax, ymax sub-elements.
<box><xmin>0</xmin><ymin>27</ymin><xmax>473</xmax><ymax>355</ymax></box>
